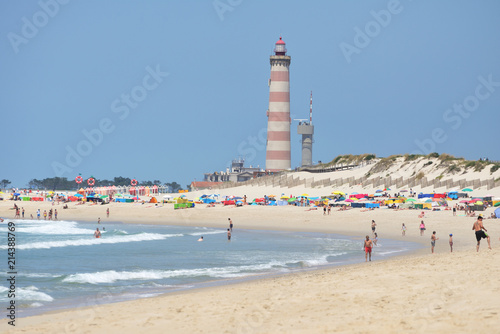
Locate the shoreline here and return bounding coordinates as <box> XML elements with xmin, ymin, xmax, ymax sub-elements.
<box><xmin>1</xmin><ymin>199</ymin><xmax>499</xmax><ymax>333</ymax></box>
<box><xmin>4</xmin><ymin>248</ymin><xmax>498</xmax><ymax>333</ymax></box>
<box><xmin>11</xmin><ymin>219</ymin><xmax>424</xmax><ymax>319</ymax></box>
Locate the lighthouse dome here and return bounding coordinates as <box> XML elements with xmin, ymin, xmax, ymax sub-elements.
<box><xmin>274</xmin><ymin>36</ymin><xmax>286</xmax><ymax>55</ymax></box>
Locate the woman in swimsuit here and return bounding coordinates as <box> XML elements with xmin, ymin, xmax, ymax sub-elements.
<box><xmin>420</xmin><ymin>221</ymin><xmax>426</xmax><ymax>236</ymax></box>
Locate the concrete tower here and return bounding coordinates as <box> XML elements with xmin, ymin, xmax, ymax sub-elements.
<box><xmin>297</xmin><ymin>92</ymin><xmax>314</xmax><ymax>167</ymax></box>
<box><xmin>266</xmin><ymin>36</ymin><xmax>291</xmax><ymax>171</ymax></box>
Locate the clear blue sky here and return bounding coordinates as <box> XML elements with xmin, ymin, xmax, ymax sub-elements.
<box><xmin>1</xmin><ymin>0</ymin><xmax>499</xmax><ymax>188</ymax></box>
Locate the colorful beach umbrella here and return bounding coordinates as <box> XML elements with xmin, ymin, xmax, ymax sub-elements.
<box><xmin>301</xmin><ymin>193</ymin><xmax>309</xmax><ymax>197</ymax></box>
<box><xmin>406</xmin><ymin>198</ymin><xmax>416</xmax><ymax>202</ymax></box>
<box><xmin>345</xmin><ymin>199</ymin><xmax>354</xmax><ymax>202</ymax></box>
<box><xmin>462</xmin><ymin>188</ymin><xmax>473</xmax><ymax>192</ymax></box>
<box><xmin>332</xmin><ymin>191</ymin><xmax>345</xmax><ymax>195</ymax></box>
<box><xmin>494</xmin><ymin>202</ymin><xmax>500</xmax><ymax>207</ymax></box>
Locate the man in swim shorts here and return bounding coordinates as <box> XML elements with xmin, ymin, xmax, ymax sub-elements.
<box><xmin>94</xmin><ymin>228</ymin><xmax>101</xmax><ymax>238</ymax></box>
<box><xmin>472</xmin><ymin>216</ymin><xmax>491</xmax><ymax>252</ymax></box>
<box><xmin>431</xmin><ymin>231</ymin><xmax>439</xmax><ymax>254</ymax></box>
<box><xmin>364</xmin><ymin>235</ymin><xmax>373</xmax><ymax>262</ymax></box>
<box><xmin>227</xmin><ymin>228</ymin><xmax>231</xmax><ymax>241</ymax></box>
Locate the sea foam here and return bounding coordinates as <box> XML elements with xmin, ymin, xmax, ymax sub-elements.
<box><xmin>0</xmin><ymin>233</ymin><xmax>182</xmax><ymax>250</ymax></box>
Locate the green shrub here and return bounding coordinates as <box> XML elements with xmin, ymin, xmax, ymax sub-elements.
<box><xmin>404</xmin><ymin>154</ymin><xmax>423</xmax><ymax>161</ymax></box>
<box><xmin>446</xmin><ymin>164</ymin><xmax>461</xmax><ymax>174</ymax></box>
<box><xmin>465</xmin><ymin>161</ymin><xmax>476</xmax><ymax>169</ymax></box>
<box><xmin>474</xmin><ymin>162</ymin><xmax>486</xmax><ymax>172</ymax></box>
<box><xmin>427</xmin><ymin>152</ymin><xmax>440</xmax><ymax>158</ymax></box>
<box><xmin>415</xmin><ymin>172</ymin><xmax>425</xmax><ymax>180</ymax></box>
<box><xmin>491</xmin><ymin>164</ymin><xmax>500</xmax><ymax>173</ymax></box>
<box><xmin>423</xmin><ymin>161</ymin><xmax>433</xmax><ymax>167</ymax></box>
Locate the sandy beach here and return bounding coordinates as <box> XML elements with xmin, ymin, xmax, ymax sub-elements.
<box><xmin>1</xmin><ymin>182</ymin><xmax>499</xmax><ymax>333</ymax></box>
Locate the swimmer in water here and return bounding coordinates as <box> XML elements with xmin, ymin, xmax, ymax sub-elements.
<box><xmin>94</xmin><ymin>228</ymin><xmax>101</xmax><ymax>238</ymax></box>
<box><xmin>198</xmin><ymin>236</ymin><xmax>203</xmax><ymax>241</ymax></box>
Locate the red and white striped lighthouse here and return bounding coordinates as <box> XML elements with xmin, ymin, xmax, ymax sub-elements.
<box><xmin>266</xmin><ymin>36</ymin><xmax>291</xmax><ymax>171</ymax></box>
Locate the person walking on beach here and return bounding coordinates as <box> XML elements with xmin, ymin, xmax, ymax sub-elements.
<box><xmin>227</xmin><ymin>228</ymin><xmax>231</xmax><ymax>241</ymax></box>
<box><xmin>228</xmin><ymin>218</ymin><xmax>233</xmax><ymax>232</ymax></box>
<box><xmin>449</xmin><ymin>234</ymin><xmax>453</xmax><ymax>252</ymax></box>
<box><xmin>472</xmin><ymin>216</ymin><xmax>491</xmax><ymax>252</ymax></box>
<box><xmin>21</xmin><ymin>207</ymin><xmax>25</xmax><ymax>219</ymax></box>
<box><xmin>420</xmin><ymin>221</ymin><xmax>426</xmax><ymax>236</ymax></box>
<box><xmin>94</xmin><ymin>228</ymin><xmax>101</xmax><ymax>238</ymax></box>
<box><xmin>371</xmin><ymin>220</ymin><xmax>376</xmax><ymax>235</ymax></box>
<box><xmin>43</xmin><ymin>210</ymin><xmax>47</xmax><ymax>220</ymax></box>
<box><xmin>107</xmin><ymin>208</ymin><xmax>109</xmax><ymax>218</ymax></box>
<box><xmin>98</xmin><ymin>217</ymin><xmax>101</xmax><ymax>224</ymax></box>
<box><xmin>327</xmin><ymin>206</ymin><xmax>331</xmax><ymax>215</ymax></box>
<box><xmin>402</xmin><ymin>223</ymin><xmax>406</xmax><ymax>236</ymax></box>
<box><xmin>364</xmin><ymin>235</ymin><xmax>373</xmax><ymax>262</ymax></box>
<box><xmin>431</xmin><ymin>231</ymin><xmax>439</xmax><ymax>254</ymax></box>
<box><xmin>54</xmin><ymin>209</ymin><xmax>58</xmax><ymax>220</ymax></box>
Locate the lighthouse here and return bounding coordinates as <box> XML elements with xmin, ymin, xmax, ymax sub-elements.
<box><xmin>265</xmin><ymin>36</ymin><xmax>291</xmax><ymax>171</ymax></box>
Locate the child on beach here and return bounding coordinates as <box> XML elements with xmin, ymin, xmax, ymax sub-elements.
<box><xmin>373</xmin><ymin>233</ymin><xmax>378</xmax><ymax>246</ymax></box>
<box><xmin>402</xmin><ymin>223</ymin><xmax>406</xmax><ymax>236</ymax></box>
<box><xmin>420</xmin><ymin>221</ymin><xmax>426</xmax><ymax>236</ymax></box>
<box><xmin>449</xmin><ymin>234</ymin><xmax>453</xmax><ymax>252</ymax></box>
<box><xmin>431</xmin><ymin>231</ymin><xmax>438</xmax><ymax>254</ymax></box>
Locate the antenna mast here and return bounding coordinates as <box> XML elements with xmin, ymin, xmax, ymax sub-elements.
<box><xmin>309</xmin><ymin>91</ymin><xmax>313</xmax><ymax>125</ymax></box>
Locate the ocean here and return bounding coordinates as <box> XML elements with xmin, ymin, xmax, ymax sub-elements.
<box><xmin>0</xmin><ymin>219</ymin><xmax>420</xmax><ymax>317</ymax></box>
